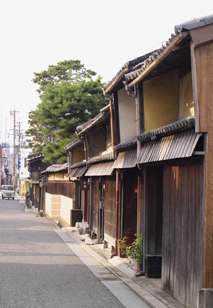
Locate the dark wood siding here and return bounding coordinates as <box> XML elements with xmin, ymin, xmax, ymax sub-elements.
<box><xmin>81</xmin><ymin>190</ymin><xmax>89</xmax><ymax>223</ymax></box>
<box><xmin>123</xmin><ymin>169</ymin><xmax>138</xmax><ymax>236</ymax></box>
<box><xmin>145</xmin><ymin>166</ymin><xmax>163</xmax><ymax>255</ymax></box>
<box><xmin>193</xmin><ymin>41</ymin><xmax>213</xmax><ymax>288</ymax></box>
<box><xmin>162</xmin><ymin>160</ymin><xmax>204</xmax><ymax>307</ymax></box>
<box><xmin>92</xmin><ymin>178</ymin><xmax>99</xmax><ymax>234</ymax></box>
<box><xmin>104</xmin><ymin>178</ymin><xmax>116</xmax><ymax>239</ymax></box>
<box><xmin>46</xmin><ymin>182</ymin><xmax>75</xmax><ymax>199</ymax></box>
<box><xmin>137</xmin><ymin>171</ymin><xmax>144</xmax><ymax>235</ymax></box>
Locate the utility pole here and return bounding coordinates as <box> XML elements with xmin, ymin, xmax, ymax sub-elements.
<box><xmin>10</xmin><ymin>110</ymin><xmax>19</xmax><ymax>189</ymax></box>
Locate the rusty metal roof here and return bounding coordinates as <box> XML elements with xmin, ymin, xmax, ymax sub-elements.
<box><xmin>85</xmin><ymin>161</ymin><xmax>114</xmax><ymax>176</ymax></box>
<box><xmin>113</xmin><ymin>149</ymin><xmax>137</xmax><ymax>169</ymax></box>
<box><xmin>137</xmin><ymin>129</ymin><xmax>201</xmax><ymax>164</ymax></box>
<box><xmin>67</xmin><ymin>165</ymin><xmax>88</xmax><ymax>178</ymax></box>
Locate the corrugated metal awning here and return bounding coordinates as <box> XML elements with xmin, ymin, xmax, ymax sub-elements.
<box><xmin>85</xmin><ymin>162</ymin><xmax>114</xmax><ymax>176</ymax></box>
<box><xmin>113</xmin><ymin>149</ymin><xmax>137</xmax><ymax>169</ymax></box>
<box><xmin>67</xmin><ymin>165</ymin><xmax>88</xmax><ymax>178</ymax></box>
<box><xmin>137</xmin><ymin>129</ymin><xmax>201</xmax><ymax>164</ymax></box>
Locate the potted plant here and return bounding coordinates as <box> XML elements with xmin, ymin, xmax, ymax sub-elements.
<box><xmin>117</xmin><ymin>236</ymin><xmax>127</xmax><ymax>258</ymax></box>
<box><xmin>117</xmin><ymin>228</ymin><xmax>136</xmax><ymax>258</ymax></box>
<box><xmin>126</xmin><ymin>234</ymin><xmax>143</xmax><ymax>272</ymax></box>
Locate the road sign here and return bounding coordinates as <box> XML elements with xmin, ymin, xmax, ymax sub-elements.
<box><xmin>18</xmin><ymin>153</ymin><xmax>21</xmax><ymax>170</ymax></box>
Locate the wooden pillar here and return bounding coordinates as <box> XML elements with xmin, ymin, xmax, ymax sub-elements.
<box><xmin>137</xmin><ymin>170</ymin><xmax>144</xmax><ymax>235</ymax></box>
<box><xmin>135</xmin><ymin>82</ymin><xmax>144</xmax><ymax>154</ymax></box>
<box><xmin>109</xmin><ymin>99</ymin><xmax>116</xmax><ymax>158</ymax></box>
<box><xmin>115</xmin><ymin>170</ymin><xmax>120</xmax><ymax>254</ymax></box>
<box><xmin>113</xmin><ymin>91</ymin><xmax>120</xmax><ymax>147</ymax></box>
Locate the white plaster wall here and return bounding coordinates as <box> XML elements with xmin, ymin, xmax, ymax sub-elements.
<box><xmin>60</xmin><ymin>195</ymin><xmax>73</xmax><ymax>225</ymax></box>
<box><xmin>117</xmin><ymin>87</ymin><xmax>137</xmax><ymax>142</ymax></box>
<box><xmin>45</xmin><ymin>193</ymin><xmax>52</xmax><ymax>217</ymax></box>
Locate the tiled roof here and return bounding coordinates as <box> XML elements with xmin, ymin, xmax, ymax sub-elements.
<box><xmin>124</xmin><ymin>33</ymin><xmax>180</xmax><ymax>84</ymax></box>
<box><xmin>174</xmin><ymin>15</ymin><xmax>213</xmax><ymax>34</ymax></box>
<box><xmin>113</xmin><ymin>137</ymin><xmax>137</xmax><ymax>151</ymax></box>
<box><xmin>76</xmin><ymin>104</ymin><xmax>110</xmax><ymax>135</ymax></box>
<box><xmin>70</xmin><ymin>160</ymin><xmax>87</xmax><ymax>169</ymax></box>
<box><xmin>125</xmin><ymin>15</ymin><xmax>213</xmax><ymax>88</ymax></box>
<box><xmin>103</xmin><ymin>50</ymin><xmax>159</xmax><ymax>95</ymax></box>
<box><xmin>28</xmin><ymin>153</ymin><xmax>43</xmax><ymax>162</ymax></box>
<box><xmin>65</xmin><ymin>138</ymin><xmax>83</xmax><ymax>151</ymax></box>
<box><xmin>87</xmin><ymin>152</ymin><xmax>114</xmax><ymax>164</ymax></box>
<box><xmin>138</xmin><ymin>117</ymin><xmax>195</xmax><ymax>143</ymax></box>
<box><xmin>41</xmin><ymin>163</ymin><xmax>68</xmax><ymax>174</ymax></box>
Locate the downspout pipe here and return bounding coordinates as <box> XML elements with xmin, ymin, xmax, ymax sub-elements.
<box><xmin>89</xmin><ymin>176</ymin><xmax>93</xmax><ymax>235</ymax></box>
<box><xmin>109</xmin><ymin>99</ymin><xmax>116</xmax><ymax>159</ymax></box>
<box><xmin>115</xmin><ymin>169</ymin><xmax>119</xmax><ymax>255</ymax></box>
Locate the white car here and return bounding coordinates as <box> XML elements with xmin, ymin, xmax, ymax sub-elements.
<box><xmin>1</xmin><ymin>185</ymin><xmax>15</xmax><ymax>200</ymax></box>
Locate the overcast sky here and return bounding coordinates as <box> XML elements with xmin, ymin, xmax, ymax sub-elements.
<box><xmin>0</xmin><ymin>0</ymin><xmax>212</xmax><ymax>146</ymax></box>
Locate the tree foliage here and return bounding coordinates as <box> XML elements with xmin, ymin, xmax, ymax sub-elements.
<box><xmin>26</xmin><ymin>60</ymin><xmax>108</xmax><ymax>163</ymax></box>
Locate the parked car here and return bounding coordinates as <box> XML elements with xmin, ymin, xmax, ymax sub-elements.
<box><xmin>1</xmin><ymin>185</ymin><xmax>15</xmax><ymax>200</ymax></box>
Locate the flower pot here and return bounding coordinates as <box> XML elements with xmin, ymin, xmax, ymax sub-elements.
<box><xmin>128</xmin><ymin>257</ymin><xmax>135</xmax><ymax>265</ymax></box>
<box><xmin>134</xmin><ymin>261</ymin><xmax>141</xmax><ymax>272</ymax></box>
<box><xmin>134</xmin><ymin>260</ymin><xmax>143</xmax><ymax>272</ymax></box>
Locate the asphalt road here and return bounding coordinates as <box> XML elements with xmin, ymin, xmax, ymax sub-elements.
<box><xmin>0</xmin><ymin>199</ymin><xmax>125</xmax><ymax>308</ymax></box>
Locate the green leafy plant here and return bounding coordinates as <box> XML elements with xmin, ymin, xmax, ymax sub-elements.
<box><xmin>118</xmin><ymin>236</ymin><xmax>127</xmax><ymax>257</ymax></box>
<box><xmin>126</xmin><ymin>234</ymin><xmax>143</xmax><ymax>263</ymax></box>
<box><xmin>118</xmin><ymin>228</ymin><xmax>136</xmax><ymax>257</ymax></box>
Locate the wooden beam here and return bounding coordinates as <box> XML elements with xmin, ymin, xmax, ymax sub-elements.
<box><xmin>135</xmin><ymin>82</ymin><xmax>144</xmax><ymax>154</ymax></box>
<box><xmin>190</xmin><ymin>41</ymin><xmax>200</xmax><ymax>132</ymax></box>
<box><xmin>193</xmin><ymin>151</ymin><xmax>205</xmax><ymax>155</ymax></box>
<box><xmin>113</xmin><ymin>91</ymin><xmax>120</xmax><ymax>147</ymax></box>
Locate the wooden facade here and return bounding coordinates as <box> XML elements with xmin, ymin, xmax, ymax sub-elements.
<box><xmin>162</xmin><ymin>159</ymin><xmax>204</xmax><ymax>307</ymax></box>
<box><xmin>59</xmin><ymin>16</ymin><xmax>213</xmax><ymax>307</ymax></box>
<box><xmin>104</xmin><ymin>177</ymin><xmax>116</xmax><ymax>241</ymax></box>
<box><xmin>192</xmin><ymin>39</ymin><xmax>213</xmax><ymax>290</ymax></box>
<box><xmin>90</xmin><ymin>176</ymin><xmax>116</xmax><ymax>245</ymax></box>
<box><xmin>122</xmin><ymin>168</ymin><xmax>138</xmax><ymax>236</ymax></box>
<box><xmin>46</xmin><ymin>181</ymin><xmax>75</xmax><ymax>199</ymax></box>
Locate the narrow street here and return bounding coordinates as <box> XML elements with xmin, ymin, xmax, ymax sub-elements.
<box><xmin>0</xmin><ymin>199</ymin><xmax>149</xmax><ymax>308</ymax></box>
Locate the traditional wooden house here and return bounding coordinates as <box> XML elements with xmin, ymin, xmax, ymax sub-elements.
<box><xmin>28</xmin><ymin>154</ymin><xmax>51</xmax><ymax>209</ymax></box>
<box><xmin>123</xmin><ymin>15</ymin><xmax>213</xmax><ymax>308</ymax></box>
<box><xmin>74</xmin><ymin>104</ymin><xmax>117</xmax><ymax>245</ymax></box>
<box><xmin>40</xmin><ymin>163</ymin><xmax>82</xmax><ymax>226</ymax></box>
<box><xmin>65</xmin><ymin>138</ymin><xmax>88</xmax><ymax>223</ymax></box>
<box><xmin>103</xmin><ymin>54</ymin><xmax>158</xmax><ymax>248</ymax></box>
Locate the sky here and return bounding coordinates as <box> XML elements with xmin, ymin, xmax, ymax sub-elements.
<box><xmin>0</xmin><ymin>0</ymin><xmax>212</xmax><ymax>147</ymax></box>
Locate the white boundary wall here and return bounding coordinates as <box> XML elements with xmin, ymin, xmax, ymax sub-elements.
<box><xmin>45</xmin><ymin>192</ymin><xmax>73</xmax><ymax>226</ymax></box>
<box><xmin>60</xmin><ymin>195</ymin><xmax>73</xmax><ymax>225</ymax></box>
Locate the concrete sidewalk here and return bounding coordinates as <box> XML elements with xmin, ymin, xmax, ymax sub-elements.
<box><xmin>60</xmin><ymin>226</ymin><xmax>184</xmax><ymax>308</ymax></box>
